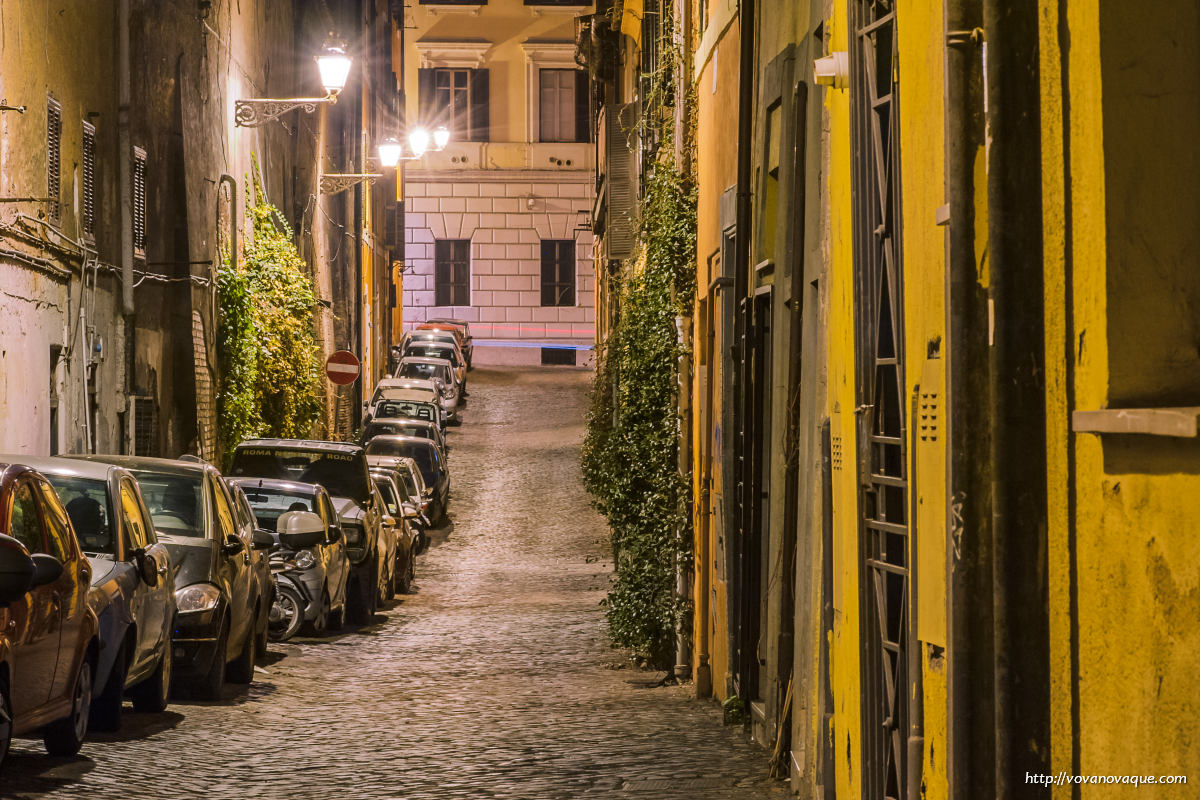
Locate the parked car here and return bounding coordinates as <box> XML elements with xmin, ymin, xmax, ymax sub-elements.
<box><xmin>229</xmin><ymin>440</ymin><xmax>388</xmax><ymax>624</ymax></box>
<box><xmin>367</xmin><ymin>455</ymin><xmax>431</xmax><ymax>532</ymax></box>
<box><xmin>369</xmin><ymin>471</ymin><xmax>418</xmax><ymax>592</ymax></box>
<box><xmin>396</xmin><ymin>357</ymin><xmax>461</xmax><ymax>424</ymax></box>
<box><xmin>17</xmin><ymin>457</ymin><xmax>176</xmax><ymax>730</ymax></box>
<box><xmin>363</xmin><ymin>435</ymin><xmax>450</xmax><ymax>524</ymax></box>
<box><xmin>369</xmin><ymin>461</ymin><xmax>429</xmax><ymax>552</ymax></box>
<box><xmin>224</xmin><ymin>481</ymin><xmax>277</xmax><ymax>633</ymax></box>
<box><xmin>401</xmin><ymin>336</ymin><xmax>467</xmax><ymax>393</ymax></box>
<box><xmin>362</xmin><ymin>378</ymin><xmax>446</xmax><ymax>426</ymax></box>
<box><xmin>70</xmin><ymin>456</ymin><xmax>269</xmax><ymax>700</ymax></box>
<box><xmin>365</xmin><ymin>389</ymin><xmax>447</xmax><ymax>432</ymax></box>
<box><xmin>361</xmin><ymin>418</ymin><xmax>447</xmax><ymax>456</ymax></box>
<box><xmin>0</xmin><ymin>464</ymin><xmax>100</xmax><ymax>765</ymax></box>
<box><xmin>419</xmin><ymin>320</ymin><xmax>472</xmax><ymax>368</ymax></box>
<box><xmin>229</xmin><ymin>478</ymin><xmax>350</xmax><ymax>635</ymax></box>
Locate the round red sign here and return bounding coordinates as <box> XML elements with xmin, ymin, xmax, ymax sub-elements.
<box><xmin>325</xmin><ymin>350</ymin><xmax>361</xmax><ymax>385</ymax></box>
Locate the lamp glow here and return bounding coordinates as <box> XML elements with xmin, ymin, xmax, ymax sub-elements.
<box><xmin>433</xmin><ymin>126</ymin><xmax>451</xmax><ymax>150</ymax></box>
<box><xmin>316</xmin><ymin>40</ymin><xmax>352</xmax><ymax>95</ymax></box>
<box><xmin>378</xmin><ymin>137</ymin><xmax>403</xmax><ymax>167</ymax></box>
<box><xmin>408</xmin><ymin>127</ymin><xmax>431</xmax><ymax>158</ymax></box>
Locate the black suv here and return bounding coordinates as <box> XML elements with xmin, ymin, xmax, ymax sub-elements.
<box><xmin>229</xmin><ymin>440</ymin><xmax>387</xmax><ymax>623</ymax></box>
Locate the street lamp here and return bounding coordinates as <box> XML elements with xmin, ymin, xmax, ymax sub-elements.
<box><xmin>235</xmin><ymin>37</ymin><xmax>351</xmax><ymax>127</ymax></box>
<box><xmin>377</xmin><ymin>137</ymin><xmax>404</xmax><ymax>168</ymax></box>
<box><xmin>407</xmin><ymin>127</ymin><xmax>431</xmax><ymax>159</ymax></box>
<box><xmin>433</xmin><ymin>126</ymin><xmax>451</xmax><ymax>151</ymax></box>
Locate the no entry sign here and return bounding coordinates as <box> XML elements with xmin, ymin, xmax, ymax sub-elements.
<box><xmin>325</xmin><ymin>350</ymin><xmax>361</xmax><ymax>385</ymax></box>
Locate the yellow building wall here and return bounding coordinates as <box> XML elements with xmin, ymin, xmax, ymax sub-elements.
<box><xmin>824</xmin><ymin>0</ymin><xmax>863</xmax><ymax>796</ymax></box>
<box><xmin>1042</xmin><ymin>1</ymin><xmax>1200</xmax><ymax>795</ymax></box>
<box><xmin>692</xmin><ymin>0</ymin><xmax>740</xmax><ymax>702</ymax></box>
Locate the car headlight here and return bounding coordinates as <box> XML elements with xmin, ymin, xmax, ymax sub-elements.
<box><xmin>175</xmin><ymin>583</ymin><xmax>222</xmax><ymax>614</ymax></box>
<box><xmin>343</xmin><ymin>523</ymin><xmax>364</xmax><ymax>546</ymax></box>
<box><xmin>293</xmin><ymin>550</ymin><xmax>317</xmax><ymax>570</ymax></box>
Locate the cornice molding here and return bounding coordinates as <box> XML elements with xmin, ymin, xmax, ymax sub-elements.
<box><xmin>414</xmin><ymin>39</ymin><xmax>492</xmax><ymax>68</ymax></box>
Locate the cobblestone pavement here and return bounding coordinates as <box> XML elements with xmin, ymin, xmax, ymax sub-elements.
<box><xmin>2</xmin><ymin>367</ymin><xmax>789</xmax><ymax>800</ymax></box>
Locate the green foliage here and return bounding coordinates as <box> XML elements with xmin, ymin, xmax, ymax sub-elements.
<box><xmin>582</xmin><ymin>141</ymin><xmax>697</xmax><ymax>668</ymax></box>
<box><xmin>215</xmin><ymin>161</ymin><xmax>324</xmax><ymax>466</ymax></box>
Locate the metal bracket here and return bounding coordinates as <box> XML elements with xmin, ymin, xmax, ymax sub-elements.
<box><xmin>0</xmin><ymin>101</ymin><xmax>26</xmax><ymax>114</ymax></box>
<box><xmin>234</xmin><ymin>97</ymin><xmax>332</xmax><ymax>128</ymax></box>
<box><xmin>319</xmin><ymin>173</ymin><xmax>382</xmax><ymax>194</ymax></box>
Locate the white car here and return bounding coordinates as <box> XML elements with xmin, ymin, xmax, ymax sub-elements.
<box><xmin>395</xmin><ymin>357</ymin><xmax>461</xmax><ymax>424</ymax></box>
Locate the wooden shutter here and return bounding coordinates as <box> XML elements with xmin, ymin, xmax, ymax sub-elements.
<box><xmin>47</xmin><ymin>97</ymin><xmax>62</xmax><ymax>224</ymax></box>
<box><xmin>133</xmin><ymin>146</ymin><xmax>147</xmax><ymax>257</ymax></box>
<box><xmin>606</xmin><ymin>104</ymin><xmax>637</xmax><ymax>259</ymax></box>
<box><xmin>435</xmin><ymin>239</ymin><xmax>452</xmax><ymax>306</ymax></box>
<box><xmin>558</xmin><ymin>240</ymin><xmax>575</xmax><ymax>305</ymax></box>
<box><xmin>418</xmin><ymin>68</ymin><xmax>436</xmax><ymax>126</ymax></box>
<box><xmin>469</xmin><ymin>68</ymin><xmax>489</xmax><ymax>142</ymax></box>
<box><xmin>574</xmin><ymin>70</ymin><xmax>590</xmax><ymax>143</ymax></box>
<box><xmin>82</xmin><ymin>121</ymin><xmax>96</xmax><ymax>238</ymax></box>
<box><xmin>540</xmin><ymin>240</ymin><xmax>557</xmax><ymax>306</ymax></box>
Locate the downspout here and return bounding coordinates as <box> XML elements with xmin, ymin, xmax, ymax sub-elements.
<box><xmin>943</xmin><ymin>2</ymin><xmax>993</xmax><ymax>796</ymax></box>
<box><xmin>731</xmin><ymin>0</ymin><xmax>756</xmax><ymax>702</ymax></box>
<box><xmin>118</xmin><ymin>0</ymin><xmax>133</xmax><ymax>416</ymax></box>
<box><xmin>981</xmin><ymin>0</ymin><xmax>1050</xmax><ymax>795</ymax></box>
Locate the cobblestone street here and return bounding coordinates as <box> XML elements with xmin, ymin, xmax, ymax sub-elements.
<box><xmin>2</xmin><ymin>367</ymin><xmax>788</xmax><ymax>800</ymax></box>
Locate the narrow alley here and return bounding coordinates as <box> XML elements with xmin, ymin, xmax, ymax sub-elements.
<box><xmin>1</xmin><ymin>368</ymin><xmax>786</xmax><ymax>800</ymax></box>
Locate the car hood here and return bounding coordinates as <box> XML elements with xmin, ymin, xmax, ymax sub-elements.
<box><xmin>158</xmin><ymin>535</ymin><xmax>216</xmax><ymax>587</ymax></box>
<box><xmin>331</xmin><ymin>495</ymin><xmax>365</xmax><ymax>523</ymax></box>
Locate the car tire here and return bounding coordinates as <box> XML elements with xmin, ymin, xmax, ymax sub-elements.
<box><xmin>385</xmin><ymin>565</ymin><xmax>397</xmax><ymax>602</ymax></box>
<box><xmin>0</xmin><ymin>677</ymin><xmax>12</xmax><ymax>770</ymax></box>
<box><xmin>328</xmin><ymin>602</ymin><xmax>344</xmax><ymax>632</ymax></box>
<box><xmin>43</xmin><ymin>658</ymin><xmax>92</xmax><ymax>756</ymax></box>
<box><xmin>226</xmin><ymin>618</ymin><xmax>256</xmax><ymax>684</ymax></box>
<box><xmin>130</xmin><ymin>645</ymin><xmax>171</xmax><ymax>714</ymax></box>
<box><xmin>347</xmin><ymin>564</ymin><xmax>374</xmax><ymax>625</ymax></box>
<box><xmin>196</xmin><ymin>621</ymin><xmax>228</xmax><ymax>701</ymax></box>
<box><xmin>306</xmin><ymin>591</ymin><xmax>330</xmax><ymax>636</ymax></box>
<box><xmin>398</xmin><ymin>552</ymin><xmax>415</xmax><ymax>594</ymax></box>
<box><xmin>89</xmin><ymin>642</ymin><xmax>127</xmax><ymax>732</ymax></box>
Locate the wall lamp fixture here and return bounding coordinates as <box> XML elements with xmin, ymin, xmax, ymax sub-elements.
<box><xmin>235</xmin><ymin>38</ymin><xmax>351</xmax><ymax>127</ymax></box>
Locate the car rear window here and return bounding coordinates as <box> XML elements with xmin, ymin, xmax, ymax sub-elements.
<box><xmin>398</xmin><ymin>362</ymin><xmax>445</xmax><ymax>382</ymax></box>
<box><xmin>230</xmin><ymin>447</ymin><xmax>371</xmax><ymax>504</ymax></box>
<box><xmin>407</xmin><ymin>345</ymin><xmax>457</xmax><ymax>366</ymax></box>
<box><xmin>238</xmin><ymin>485</ymin><xmax>316</xmax><ymax>532</ymax></box>
<box><xmin>365</xmin><ymin>422</ymin><xmax>433</xmax><ymax>441</ymax></box>
<box><xmin>46</xmin><ymin>475</ymin><xmax>116</xmax><ymax>555</ymax></box>
<box><xmin>363</xmin><ymin>440</ymin><xmax>438</xmax><ymax>484</ymax></box>
<box><xmin>374</xmin><ymin>400</ymin><xmax>437</xmax><ymax>423</ymax></box>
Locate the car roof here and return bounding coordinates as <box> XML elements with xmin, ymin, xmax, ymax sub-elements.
<box><xmin>228</xmin><ymin>476</ymin><xmax>324</xmax><ymax>496</ymax></box>
<box><xmin>376</xmin><ymin>388</ymin><xmax>437</xmax><ymax>401</ymax></box>
<box><xmin>0</xmin><ymin>455</ymin><xmax>117</xmax><ymax>482</ymax></box>
<box><xmin>235</xmin><ymin>439</ymin><xmax>364</xmax><ymax>455</ymax></box>
<box><xmin>68</xmin><ymin>454</ymin><xmax>211</xmax><ymax>477</ymax></box>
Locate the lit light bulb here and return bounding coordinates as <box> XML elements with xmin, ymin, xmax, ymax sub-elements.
<box><xmin>316</xmin><ymin>39</ymin><xmax>352</xmax><ymax>96</ymax></box>
<box><xmin>378</xmin><ymin>137</ymin><xmax>403</xmax><ymax>167</ymax></box>
<box><xmin>433</xmin><ymin>126</ymin><xmax>451</xmax><ymax>150</ymax></box>
<box><xmin>408</xmin><ymin>127</ymin><xmax>431</xmax><ymax>158</ymax></box>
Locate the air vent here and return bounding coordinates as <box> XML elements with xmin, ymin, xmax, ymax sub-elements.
<box><xmin>919</xmin><ymin>391</ymin><xmax>940</xmax><ymax>442</ymax></box>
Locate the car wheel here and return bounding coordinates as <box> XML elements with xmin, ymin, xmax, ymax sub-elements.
<box><xmin>0</xmin><ymin>677</ymin><xmax>12</xmax><ymax>770</ymax></box>
<box><xmin>398</xmin><ymin>552</ymin><xmax>414</xmax><ymax>594</ymax></box>
<box><xmin>89</xmin><ymin>642</ymin><xmax>127</xmax><ymax>732</ymax></box>
<box><xmin>226</xmin><ymin>618</ymin><xmax>256</xmax><ymax>684</ymax></box>
<box><xmin>347</xmin><ymin>564</ymin><xmax>374</xmax><ymax>625</ymax></box>
<box><xmin>306</xmin><ymin>591</ymin><xmax>330</xmax><ymax>636</ymax></box>
<box><xmin>195</xmin><ymin>621</ymin><xmax>228</xmax><ymax>701</ymax></box>
<box><xmin>255</xmin><ymin>612</ymin><xmax>269</xmax><ymax>660</ymax></box>
<box><xmin>130</xmin><ymin>644</ymin><xmax>171</xmax><ymax>714</ymax></box>
<box><xmin>385</xmin><ymin>564</ymin><xmax>397</xmax><ymax>602</ymax></box>
<box><xmin>43</xmin><ymin>658</ymin><xmax>92</xmax><ymax>756</ymax></box>
<box><xmin>328</xmin><ymin>602</ymin><xmax>344</xmax><ymax>632</ymax></box>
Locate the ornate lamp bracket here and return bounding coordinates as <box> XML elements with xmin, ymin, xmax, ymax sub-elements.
<box><xmin>234</xmin><ymin>97</ymin><xmax>332</xmax><ymax>128</ymax></box>
<box><xmin>319</xmin><ymin>173</ymin><xmax>383</xmax><ymax>194</ymax></box>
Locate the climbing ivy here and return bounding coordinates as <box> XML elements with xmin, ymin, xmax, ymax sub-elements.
<box><xmin>215</xmin><ymin>160</ymin><xmax>324</xmax><ymax>467</ymax></box>
<box><xmin>583</xmin><ymin>133</ymin><xmax>698</xmax><ymax>667</ymax></box>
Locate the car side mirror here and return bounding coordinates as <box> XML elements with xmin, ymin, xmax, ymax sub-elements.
<box><xmin>326</xmin><ymin>526</ymin><xmax>343</xmax><ymax>544</ymax></box>
<box><xmin>252</xmin><ymin>529</ymin><xmax>275</xmax><ymax>550</ymax></box>
<box><xmin>222</xmin><ymin>533</ymin><xmax>245</xmax><ymax>557</ymax></box>
<box><xmin>0</xmin><ymin>535</ymin><xmax>35</xmax><ymax>602</ymax></box>
<box><xmin>30</xmin><ymin>553</ymin><xmax>64</xmax><ymax>587</ymax></box>
<box><xmin>135</xmin><ymin>549</ymin><xmax>159</xmax><ymax>587</ymax></box>
<box><xmin>382</xmin><ymin>515</ymin><xmax>397</xmax><ymax>530</ymax></box>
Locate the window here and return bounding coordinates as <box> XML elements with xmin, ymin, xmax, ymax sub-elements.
<box><xmin>120</xmin><ymin>479</ymin><xmax>151</xmax><ymax>551</ymax></box>
<box><xmin>211</xmin><ymin>478</ymin><xmax>236</xmax><ymax>540</ymax></box>
<box><xmin>8</xmin><ymin>481</ymin><xmax>44</xmax><ymax>554</ymax></box>
<box><xmin>50</xmin><ymin>475</ymin><xmax>114</xmax><ymax>555</ymax></box>
<box><xmin>47</xmin><ymin>97</ymin><xmax>62</xmax><ymax>224</ymax></box>
<box><xmin>133</xmin><ymin>146</ymin><xmax>147</xmax><ymax>258</ymax></box>
<box><xmin>82</xmin><ymin>121</ymin><xmax>96</xmax><ymax>239</ymax></box>
<box><xmin>434</xmin><ymin>239</ymin><xmax>471</xmax><ymax>306</ymax></box>
<box><xmin>419</xmin><ymin>68</ymin><xmax>489</xmax><ymax>142</ymax></box>
<box><xmin>540</xmin><ymin>239</ymin><xmax>576</xmax><ymax>306</ymax></box>
<box><xmin>539</xmin><ymin>69</ymin><xmax>590</xmax><ymax>143</ymax></box>
<box><xmin>36</xmin><ymin>482</ymin><xmax>72</xmax><ymax>562</ymax></box>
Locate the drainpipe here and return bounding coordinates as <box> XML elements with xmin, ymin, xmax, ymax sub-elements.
<box><xmin>118</xmin><ymin>0</ymin><xmax>133</xmax><ymax>416</ymax></box>
<box><xmin>981</xmin><ymin>0</ymin><xmax>1050</xmax><ymax>795</ymax></box>
<box><xmin>943</xmin><ymin>1</ymin><xmax>993</xmax><ymax>796</ymax></box>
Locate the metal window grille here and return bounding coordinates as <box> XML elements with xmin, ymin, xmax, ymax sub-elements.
<box><xmin>82</xmin><ymin>121</ymin><xmax>96</xmax><ymax>239</ymax></box>
<box><xmin>434</xmin><ymin>239</ymin><xmax>470</xmax><ymax>306</ymax></box>
<box><xmin>131</xmin><ymin>395</ymin><xmax>158</xmax><ymax>456</ymax></box>
<box><xmin>47</xmin><ymin>97</ymin><xmax>62</xmax><ymax>224</ymax></box>
<box><xmin>133</xmin><ymin>146</ymin><xmax>147</xmax><ymax>257</ymax></box>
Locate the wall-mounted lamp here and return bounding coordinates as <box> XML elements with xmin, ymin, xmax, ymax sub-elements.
<box><xmin>235</xmin><ymin>37</ymin><xmax>351</xmax><ymax>127</ymax></box>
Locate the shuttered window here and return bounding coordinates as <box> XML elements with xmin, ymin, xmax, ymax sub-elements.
<box><xmin>82</xmin><ymin>121</ymin><xmax>96</xmax><ymax>239</ymax></box>
<box><xmin>539</xmin><ymin>69</ymin><xmax>590</xmax><ymax>143</ymax></box>
<box><xmin>47</xmin><ymin>97</ymin><xmax>62</xmax><ymax>224</ymax></box>
<box><xmin>133</xmin><ymin>146</ymin><xmax>147</xmax><ymax>258</ymax></box>
<box><xmin>419</xmin><ymin>68</ymin><xmax>489</xmax><ymax>142</ymax></box>
<box><xmin>434</xmin><ymin>239</ymin><xmax>471</xmax><ymax>306</ymax></box>
<box><xmin>540</xmin><ymin>240</ymin><xmax>575</xmax><ymax>307</ymax></box>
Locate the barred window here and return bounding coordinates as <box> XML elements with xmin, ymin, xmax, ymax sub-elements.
<box><xmin>133</xmin><ymin>146</ymin><xmax>147</xmax><ymax>258</ymax></box>
<box><xmin>82</xmin><ymin>121</ymin><xmax>96</xmax><ymax>239</ymax></box>
<box><xmin>47</xmin><ymin>97</ymin><xmax>62</xmax><ymax>224</ymax></box>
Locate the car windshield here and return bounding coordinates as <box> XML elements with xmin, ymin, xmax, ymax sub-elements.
<box><xmin>238</xmin><ymin>485</ymin><xmax>315</xmax><ymax>532</ymax></box>
<box><xmin>364</xmin><ymin>440</ymin><xmax>438</xmax><ymax>484</ymax></box>
<box><xmin>407</xmin><ymin>344</ymin><xmax>457</xmax><ymax>366</ymax></box>
<box><xmin>47</xmin><ymin>475</ymin><xmax>116</xmax><ymax>555</ymax></box>
<box><xmin>374</xmin><ymin>400</ymin><xmax>437</xmax><ymax>423</ymax></box>
<box><xmin>398</xmin><ymin>469</ymin><xmax>421</xmax><ymax>499</ymax></box>
<box><xmin>230</xmin><ymin>447</ymin><xmax>372</xmax><ymax>504</ymax></box>
<box><xmin>132</xmin><ymin>471</ymin><xmax>205</xmax><ymax>538</ymax></box>
<box><xmin>398</xmin><ymin>362</ymin><xmax>447</xmax><ymax>382</ymax></box>
<box><xmin>373</xmin><ymin>478</ymin><xmax>400</xmax><ymax>515</ymax></box>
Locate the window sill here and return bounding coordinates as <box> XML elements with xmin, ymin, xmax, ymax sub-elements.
<box><xmin>420</xmin><ymin>3</ymin><xmax>484</xmax><ymax>15</ymax></box>
<box><xmin>1072</xmin><ymin>407</ymin><xmax>1200</xmax><ymax>438</ymax></box>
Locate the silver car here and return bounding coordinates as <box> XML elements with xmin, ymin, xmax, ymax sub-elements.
<box><xmin>396</xmin><ymin>356</ymin><xmax>461</xmax><ymax>424</ymax></box>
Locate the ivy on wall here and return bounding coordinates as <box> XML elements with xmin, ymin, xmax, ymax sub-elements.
<box><xmin>583</xmin><ymin>148</ymin><xmax>698</xmax><ymax>667</ymax></box>
<box><xmin>216</xmin><ymin>161</ymin><xmax>324</xmax><ymax>466</ymax></box>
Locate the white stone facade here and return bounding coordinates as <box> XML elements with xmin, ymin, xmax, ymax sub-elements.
<box><xmin>402</xmin><ymin>170</ymin><xmax>596</xmax><ymax>366</ymax></box>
